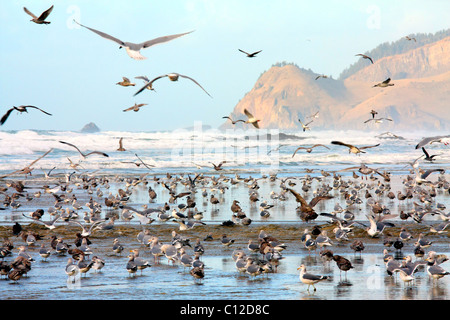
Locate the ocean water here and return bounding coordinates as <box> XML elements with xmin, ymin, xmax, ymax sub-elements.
<box><xmin>0</xmin><ymin>128</ymin><xmax>448</xmax><ymax>176</ymax></box>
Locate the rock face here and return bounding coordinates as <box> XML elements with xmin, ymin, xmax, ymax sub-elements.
<box><xmin>80</xmin><ymin>122</ymin><xmax>100</xmax><ymax>133</ymax></box>
<box><xmin>221</xmin><ymin>35</ymin><xmax>450</xmax><ymax>131</ymax></box>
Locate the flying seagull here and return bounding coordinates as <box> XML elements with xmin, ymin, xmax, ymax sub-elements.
<box><xmin>1</xmin><ymin>106</ymin><xmax>52</xmax><ymax>126</ymax></box>
<box><xmin>59</xmin><ymin>141</ymin><xmax>109</xmax><ymax>158</ymax></box>
<box><xmin>315</xmin><ymin>75</ymin><xmax>328</xmax><ymax>80</ymax></box>
<box><xmin>134</xmin><ymin>73</ymin><xmax>211</xmax><ymax>97</ymax></box>
<box><xmin>116</xmin><ymin>77</ymin><xmax>135</xmax><ymax>87</ymax></box>
<box><xmin>373</xmin><ymin>78</ymin><xmax>394</xmax><ymax>88</ymax></box>
<box><xmin>238</xmin><ymin>49</ymin><xmax>262</xmax><ymax>58</ymax></box>
<box><xmin>24</xmin><ymin>5</ymin><xmax>54</xmax><ymax>24</ymax></box>
<box><xmin>422</xmin><ymin>147</ymin><xmax>438</xmax><ymax>162</ymax></box>
<box><xmin>298</xmin><ymin>118</ymin><xmax>313</xmax><ymax>132</ymax></box>
<box><xmin>123</xmin><ymin>103</ymin><xmax>148</xmax><ymax>112</ymax></box>
<box><xmin>355</xmin><ymin>53</ymin><xmax>374</xmax><ymax>64</ymax></box>
<box><xmin>415</xmin><ymin>135</ymin><xmax>450</xmax><ymax>149</ymax></box>
<box><xmin>331</xmin><ymin>141</ymin><xmax>380</xmax><ymax>155</ymax></box>
<box><xmin>73</xmin><ymin>20</ymin><xmax>193</xmax><ymax>60</ymax></box>
<box><xmin>307</xmin><ymin>111</ymin><xmax>319</xmax><ymax>119</ymax></box>
<box><xmin>370</xmin><ymin>109</ymin><xmax>378</xmax><ymax>119</ymax></box>
<box><xmin>364</xmin><ymin>118</ymin><xmax>393</xmax><ymax>124</ymax></box>
<box><xmin>222</xmin><ymin>116</ymin><xmax>245</xmax><ymax>125</ymax></box>
<box><xmin>292</xmin><ymin>144</ymin><xmax>330</xmax><ymax>157</ymax></box>
<box><xmin>0</xmin><ymin>149</ymin><xmax>53</xmax><ymax>179</ymax></box>
<box><xmin>135</xmin><ymin>76</ymin><xmax>156</xmax><ymax>91</ymax></box>
<box><xmin>117</xmin><ymin>138</ymin><xmax>126</xmax><ymax>151</ymax></box>
<box><xmin>243</xmin><ymin>109</ymin><xmax>260</xmax><ymax>129</ymax></box>
<box><xmin>405</xmin><ymin>36</ymin><xmax>416</xmax><ymax>42</ymax></box>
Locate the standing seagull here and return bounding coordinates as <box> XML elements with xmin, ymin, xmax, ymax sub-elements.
<box><xmin>355</xmin><ymin>53</ymin><xmax>374</xmax><ymax>64</ymax></box>
<box><xmin>243</xmin><ymin>109</ymin><xmax>260</xmax><ymax>129</ymax></box>
<box><xmin>238</xmin><ymin>49</ymin><xmax>262</xmax><ymax>58</ymax></box>
<box><xmin>59</xmin><ymin>141</ymin><xmax>109</xmax><ymax>158</ymax></box>
<box><xmin>134</xmin><ymin>73</ymin><xmax>211</xmax><ymax>97</ymax></box>
<box><xmin>1</xmin><ymin>106</ymin><xmax>52</xmax><ymax>126</ymax></box>
<box><xmin>73</xmin><ymin>20</ymin><xmax>193</xmax><ymax>60</ymax></box>
<box><xmin>373</xmin><ymin>78</ymin><xmax>394</xmax><ymax>88</ymax></box>
<box><xmin>23</xmin><ymin>5</ymin><xmax>54</xmax><ymax>24</ymax></box>
<box><xmin>297</xmin><ymin>264</ymin><xmax>328</xmax><ymax>292</ymax></box>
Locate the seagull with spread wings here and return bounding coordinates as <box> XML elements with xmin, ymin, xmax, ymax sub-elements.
<box><xmin>287</xmin><ymin>188</ymin><xmax>333</xmax><ymax>222</ymax></box>
<box><xmin>292</xmin><ymin>144</ymin><xmax>330</xmax><ymax>157</ymax></box>
<box><xmin>123</xmin><ymin>103</ymin><xmax>147</xmax><ymax>112</ymax></box>
<box><xmin>243</xmin><ymin>109</ymin><xmax>260</xmax><ymax>129</ymax></box>
<box><xmin>415</xmin><ymin>135</ymin><xmax>450</xmax><ymax>149</ymax></box>
<box><xmin>373</xmin><ymin>77</ymin><xmax>394</xmax><ymax>88</ymax></box>
<box><xmin>364</xmin><ymin>118</ymin><xmax>393</xmax><ymax>124</ymax></box>
<box><xmin>23</xmin><ymin>5</ymin><xmax>54</xmax><ymax>24</ymax></box>
<box><xmin>134</xmin><ymin>73</ymin><xmax>211</xmax><ymax>97</ymax></box>
<box><xmin>0</xmin><ymin>149</ymin><xmax>53</xmax><ymax>179</ymax></box>
<box><xmin>22</xmin><ymin>213</ymin><xmax>61</xmax><ymax>230</ymax></box>
<box><xmin>331</xmin><ymin>141</ymin><xmax>380</xmax><ymax>155</ymax></box>
<box><xmin>355</xmin><ymin>53</ymin><xmax>374</xmax><ymax>64</ymax></box>
<box><xmin>116</xmin><ymin>77</ymin><xmax>135</xmax><ymax>87</ymax></box>
<box><xmin>222</xmin><ymin>116</ymin><xmax>246</xmax><ymax>125</ymax></box>
<box><xmin>117</xmin><ymin>138</ymin><xmax>126</xmax><ymax>151</ymax></box>
<box><xmin>238</xmin><ymin>49</ymin><xmax>262</xmax><ymax>57</ymax></box>
<box><xmin>59</xmin><ymin>141</ymin><xmax>109</xmax><ymax>158</ymax></box>
<box><xmin>74</xmin><ymin>20</ymin><xmax>193</xmax><ymax>60</ymax></box>
<box><xmin>298</xmin><ymin>118</ymin><xmax>313</xmax><ymax>132</ymax></box>
<box><xmin>135</xmin><ymin>76</ymin><xmax>156</xmax><ymax>91</ymax></box>
<box><xmin>1</xmin><ymin>106</ymin><xmax>52</xmax><ymax>126</ymax></box>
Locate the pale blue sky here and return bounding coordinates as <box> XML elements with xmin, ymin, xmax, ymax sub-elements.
<box><xmin>1</xmin><ymin>1</ymin><xmax>449</xmax><ymax>132</ymax></box>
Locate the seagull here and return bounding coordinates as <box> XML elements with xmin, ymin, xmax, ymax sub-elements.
<box><xmin>355</xmin><ymin>53</ymin><xmax>374</xmax><ymax>64</ymax></box>
<box><xmin>415</xmin><ymin>135</ymin><xmax>450</xmax><ymax>149</ymax></box>
<box><xmin>23</xmin><ymin>5</ymin><xmax>54</xmax><ymax>24</ymax></box>
<box><xmin>307</xmin><ymin>111</ymin><xmax>319</xmax><ymax>119</ymax></box>
<box><xmin>364</xmin><ymin>118</ymin><xmax>393</xmax><ymax>124</ymax></box>
<box><xmin>298</xmin><ymin>118</ymin><xmax>313</xmax><ymax>131</ymax></box>
<box><xmin>422</xmin><ymin>147</ymin><xmax>438</xmax><ymax>162</ymax></box>
<box><xmin>135</xmin><ymin>76</ymin><xmax>156</xmax><ymax>91</ymax></box>
<box><xmin>123</xmin><ymin>103</ymin><xmax>148</xmax><ymax>112</ymax></box>
<box><xmin>315</xmin><ymin>75</ymin><xmax>328</xmax><ymax>80</ymax></box>
<box><xmin>21</xmin><ymin>213</ymin><xmax>61</xmax><ymax>230</ymax></box>
<box><xmin>370</xmin><ymin>109</ymin><xmax>378</xmax><ymax>118</ymax></box>
<box><xmin>243</xmin><ymin>109</ymin><xmax>260</xmax><ymax>129</ymax></box>
<box><xmin>292</xmin><ymin>144</ymin><xmax>330</xmax><ymax>157</ymax></box>
<box><xmin>117</xmin><ymin>138</ymin><xmax>126</xmax><ymax>151</ymax></box>
<box><xmin>405</xmin><ymin>36</ymin><xmax>417</xmax><ymax>42</ymax></box>
<box><xmin>68</xmin><ymin>220</ymin><xmax>107</xmax><ymax>237</ymax></box>
<box><xmin>1</xmin><ymin>106</ymin><xmax>52</xmax><ymax>126</ymax></box>
<box><xmin>238</xmin><ymin>49</ymin><xmax>262</xmax><ymax>57</ymax></box>
<box><xmin>373</xmin><ymin>77</ymin><xmax>394</xmax><ymax>88</ymax></box>
<box><xmin>59</xmin><ymin>141</ymin><xmax>109</xmax><ymax>158</ymax></box>
<box><xmin>116</xmin><ymin>77</ymin><xmax>135</xmax><ymax>87</ymax></box>
<box><xmin>210</xmin><ymin>161</ymin><xmax>227</xmax><ymax>171</ymax></box>
<box><xmin>222</xmin><ymin>116</ymin><xmax>246</xmax><ymax>125</ymax></box>
<box><xmin>0</xmin><ymin>148</ymin><xmax>53</xmax><ymax>179</ymax></box>
<box><xmin>331</xmin><ymin>141</ymin><xmax>380</xmax><ymax>155</ymax></box>
<box><xmin>297</xmin><ymin>264</ymin><xmax>328</xmax><ymax>292</ymax></box>
<box><xmin>74</xmin><ymin>20</ymin><xmax>193</xmax><ymax>60</ymax></box>
<box><xmin>287</xmin><ymin>188</ymin><xmax>333</xmax><ymax>222</ymax></box>
<box><xmin>134</xmin><ymin>73</ymin><xmax>211</xmax><ymax>97</ymax></box>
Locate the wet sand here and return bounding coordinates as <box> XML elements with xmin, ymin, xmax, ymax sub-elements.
<box><xmin>1</xmin><ymin>171</ymin><xmax>449</xmax><ymax>300</ymax></box>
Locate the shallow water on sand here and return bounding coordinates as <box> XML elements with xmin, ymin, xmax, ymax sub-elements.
<box><xmin>2</xmin><ymin>250</ymin><xmax>450</xmax><ymax>300</ymax></box>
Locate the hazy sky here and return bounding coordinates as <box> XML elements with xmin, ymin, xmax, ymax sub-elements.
<box><xmin>1</xmin><ymin>1</ymin><xmax>449</xmax><ymax>132</ymax></box>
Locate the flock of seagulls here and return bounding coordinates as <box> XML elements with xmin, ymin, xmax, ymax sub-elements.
<box><xmin>0</xmin><ymin>4</ymin><xmax>449</xmax><ymax>300</ymax></box>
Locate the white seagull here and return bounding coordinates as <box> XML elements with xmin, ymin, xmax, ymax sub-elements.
<box><xmin>74</xmin><ymin>20</ymin><xmax>193</xmax><ymax>60</ymax></box>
